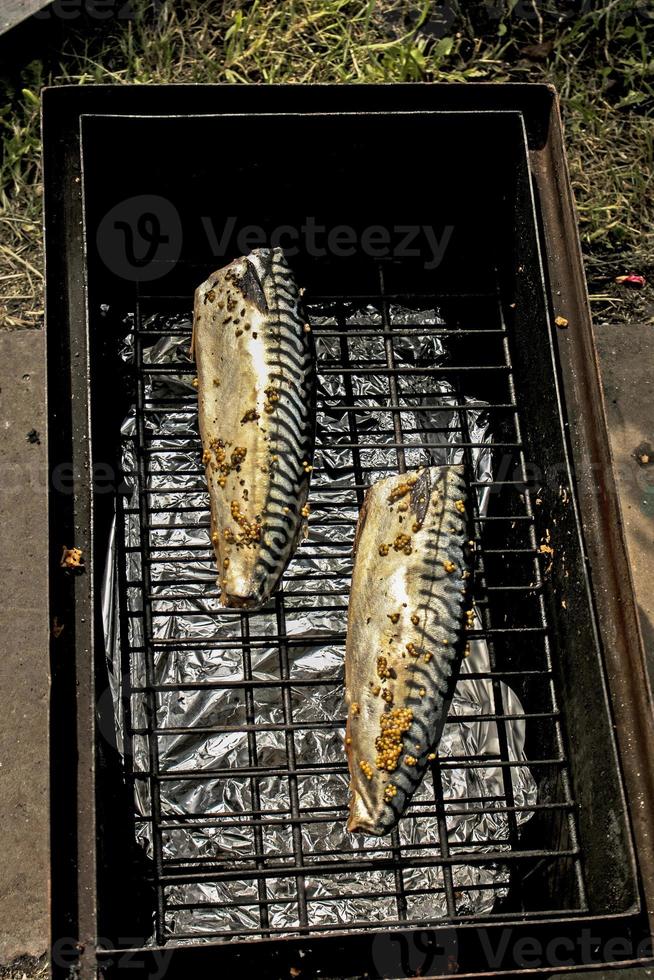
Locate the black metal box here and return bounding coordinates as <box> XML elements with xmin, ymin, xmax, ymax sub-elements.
<box><xmin>43</xmin><ymin>84</ymin><xmax>654</xmax><ymax>979</ymax></box>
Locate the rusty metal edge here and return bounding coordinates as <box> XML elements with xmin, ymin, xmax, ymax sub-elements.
<box><xmin>42</xmin><ymin>92</ymin><xmax>98</xmax><ymax>980</ymax></box>
<box><xmin>529</xmin><ymin>85</ymin><xmax>654</xmax><ymax>931</ymax></box>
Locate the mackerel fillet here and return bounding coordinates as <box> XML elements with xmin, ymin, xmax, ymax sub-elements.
<box><xmin>193</xmin><ymin>248</ymin><xmax>315</xmax><ymax>609</ymax></box>
<box><xmin>345</xmin><ymin>465</ymin><xmax>469</xmax><ymax>835</ymax></box>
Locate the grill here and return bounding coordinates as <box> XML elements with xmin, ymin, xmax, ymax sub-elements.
<box><xmin>124</xmin><ymin>266</ymin><xmax>582</xmax><ymax>943</ymax></box>
<box><xmin>44</xmin><ymin>85</ymin><xmax>654</xmax><ymax>979</ymax></box>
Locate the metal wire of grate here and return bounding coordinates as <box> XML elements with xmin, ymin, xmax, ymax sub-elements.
<box><xmin>117</xmin><ymin>262</ymin><xmax>587</xmax><ymax>945</ymax></box>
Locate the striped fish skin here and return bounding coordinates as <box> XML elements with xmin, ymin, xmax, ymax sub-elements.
<box><xmin>345</xmin><ymin>465</ymin><xmax>469</xmax><ymax>836</ymax></box>
<box><xmin>193</xmin><ymin>248</ymin><xmax>315</xmax><ymax>609</ymax></box>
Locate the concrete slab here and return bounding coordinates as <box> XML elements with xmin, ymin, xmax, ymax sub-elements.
<box><xmin>593</xmin><ymin>321</ymin><xmax>654</xmax><ymax>672</ymax></box>
<box><xmin>549</xmin><ymin>323</ymin><xmax>654</xmax><ymax>980</ymax></box>
<box><xmin>563</xmin><ymin>972</ymin><xmax>654</xmax><ymax>980</ymax></box>
<box><xmin>0</xmin><ymin>328</ymin><xmax>49</xmax><ymax>965</ymax></box>
<box><xmin>0</xmin><ymin>0</ymin><xmax>52</xmax><ymax>36</ymax></box>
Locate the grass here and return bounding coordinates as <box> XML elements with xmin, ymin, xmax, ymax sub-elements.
<box><xmin>0</xmin><ymin>954</ymin><xmax>48</xmax><ymax>979</ymax></box>
<box><xmin>0</xmin><ymin>0</ymin><xmax>652</xmax><ymax>326</ymax></box>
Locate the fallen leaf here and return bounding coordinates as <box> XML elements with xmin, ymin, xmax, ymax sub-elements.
<box><xmin>61</xmin><ymin>545</ymin><xmax>84</xmax><ymax>570</ymax></box>
<box><xmin>615</xmin><ymin>274</ymin><xmax>646</xmax><ymax>288</ymax></box>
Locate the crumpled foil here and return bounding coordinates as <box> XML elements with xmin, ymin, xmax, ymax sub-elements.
<box><xmin>102</xmin><ymin>301</ymin><xmax>536</xmax><ymax>942</ymax></box>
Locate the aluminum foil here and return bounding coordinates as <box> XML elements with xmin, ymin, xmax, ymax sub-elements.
<box><xmin>102</xmin><ymin>300</ymin><xmax>536</xmax><ymax>942</ymax></box>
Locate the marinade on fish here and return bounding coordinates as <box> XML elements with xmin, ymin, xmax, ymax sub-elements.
<box><xmin>192</xmin><ymin>248</ymin><xmax>316</xmax><ymax>609</ymax></box>
<box><xmin>345</xmin><ymin>465</ymin><xmax>470</xmax><ymax>836</ymax></box>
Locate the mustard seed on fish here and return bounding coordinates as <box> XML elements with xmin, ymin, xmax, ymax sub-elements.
<box><xmin>374</xmin><ymin>707</ymin><xmax>413</xmax><ymax>773</ymax></box>
<box><xmin>240</xmin><ymin>408</ymin><xmax>260</xmax><ymax>424</ymax></box>
<box><xmin>359</xmin><ymin>760</ymin><xmax>374</xmax><ymax>781</ymax></box>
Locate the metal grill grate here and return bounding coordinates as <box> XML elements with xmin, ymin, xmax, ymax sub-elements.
<box><xmin>117</xmin><ymin>260</ymin><xmax>587</xmax><ymax>945</ymax></box>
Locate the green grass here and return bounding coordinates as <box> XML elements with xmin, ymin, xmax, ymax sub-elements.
<box><xmin>0</xmin><ymin>0</ymin><xmax>652</xmax><ymax>325</ymax></box>
<box><xmin>0</xmin><ymin>953</ymin><xmax>48</xmax><ymax>979</ymax></box>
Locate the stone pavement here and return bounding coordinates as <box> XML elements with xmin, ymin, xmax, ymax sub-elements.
<box><xmin>0</xmin><ymin>328</ymin><xmax>49</xmax><ymax>965</ymax></box>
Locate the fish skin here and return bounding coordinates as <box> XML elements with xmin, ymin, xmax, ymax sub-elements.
<box><xmin>193</xmin><ymin>248</ymin><xmax>315</xmax><ymax>609</ymax></box>
<box><xmin>345</xmin><ymin>465</ymin><xmax>469</xmax><ymax>836</ymax></box>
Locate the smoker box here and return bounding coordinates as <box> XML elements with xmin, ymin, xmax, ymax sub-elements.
<box><xmin>43</xmin><ymin>85</ymin><xmax>654</xmax><ymax>978</ymax></box>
